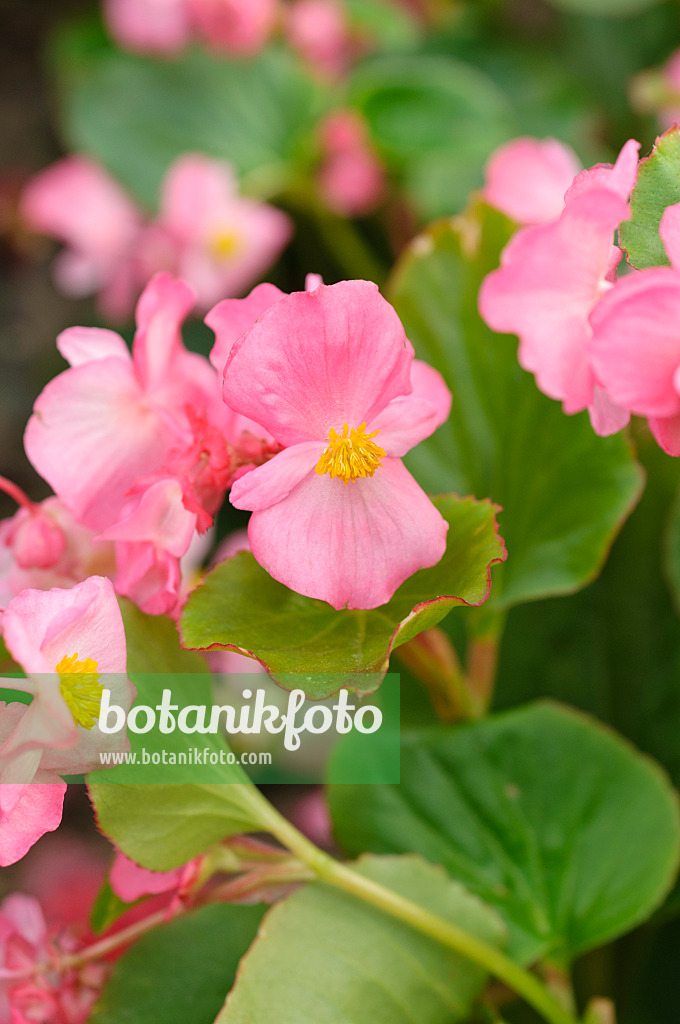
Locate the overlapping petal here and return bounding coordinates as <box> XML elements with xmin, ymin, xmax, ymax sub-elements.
<box><xmin>247</xmin><ymin>458</ymin><xmax>448</xmax><ymax>610</ymax></box>
<box><xmin>224</xmin><ymin>281</ymin><xmax>415</xmax><ymax>446</ymax></box>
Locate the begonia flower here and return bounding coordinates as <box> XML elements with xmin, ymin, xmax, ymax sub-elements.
<box><xmin>0</xmin><ymin>576</ymin><xmax>132</xmax><ymax>778</ymax></box>
<box><xmin>104</xmin><ymin>0</ymin><xmax>193</xmax><ymax>54</ymax></box>
<box><xmin>136</xmin><ymin>155</ymin><xmax>292</xmax><ymax>312</ymax></box>
<box><xmin>24</xmin><ymin>274</ymin><xmax>219</xmax><ymax>532</ymax></box>
<box><xmin>479</xmin><ymin>140</ymin><xmax>640</xmax><ymax>432</ymax></box>
<box><xmin>20</xmin><ymin>156</ymin><xmax>142</xmax><ymax>320</ymax></box>
<box><xmin>0</xmin><ymin>577</ymin><xmax>132</xmax><ymax>864</ymax></box>
<box><xmin>110</xmin><ymin>849</ymin><xmax>202</xmax><ymax>903</ymax></box>
<box><xmin>188</xmin><ymin>0</ymin><xmax>278</xmax><ymax>55</ymax></box>
<box><xmin>0</xmin><ymin>892</ymin><xmax>108</xmax><ymax>1021</ymax></box>
<box><xmin>317</xmin><ymin>110</ymin><xmax>386</xmax><ymax>218</ymax></box>
<box><xmin>483</xmin><ymin>136</ymin><xmax>581</xmax><ymax>225</ymax></box>
<box><xmin>222</xmin><ymin>280</ymin><xmax>451</xmax><ymax>609</ymax></box>
<box><xmin>589</xmin><ymin>201</ymin><xmax>680</xmax><ymax>455</ymax></box>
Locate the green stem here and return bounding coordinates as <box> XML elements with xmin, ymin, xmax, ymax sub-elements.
<box><xmin>260</xmin><ymin>809</ymin><xmax>579</xmax><ymax>1024</ymax></box>
<box><xmin>396</xmin><ymin>629</ymin><xmax>476</xmax><ymax>721</ymax></box>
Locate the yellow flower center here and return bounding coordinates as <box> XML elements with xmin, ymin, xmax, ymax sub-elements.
<box><xmin>209</xmin><ymin>229</ymin><xmax>242</xmax><ymax>262</ymax></box>
<box><xmin>56</xmin><ymin>652</ymin><xmax>102</xmax><ymax>730</ymax></box>
<box><xmin>315</xmin><ymin>422</ymin><xmax>385</xmax><ymax>485</ymax></box>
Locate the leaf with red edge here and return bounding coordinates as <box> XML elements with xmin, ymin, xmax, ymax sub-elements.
<box><xmin>180</xmin><ymin>494</ymin><xmax>505</xmax><ymax>698</ymax></box>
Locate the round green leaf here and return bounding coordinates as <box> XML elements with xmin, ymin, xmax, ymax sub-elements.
<box><xmin>55</xmin><ymin>23</ymin><xmax>324</xmax><ymax>207</ymax></box>
<box><xmin>389</xmin><ymin>206</ymin><xmax>643</xmax><ymax>610</ymax></box>
<box><xmin>180</xmin><ymin>495</ymin><xmax>506</xmax><ymax>698</ymax></box>
<box><xmin>328</xmin><ymin>702</ymin><xmax>680</xmax><ymax>966</ymax></box>
<box><xmin>216</xmin><ymin>855</ymin><xmax>505</xmax><ymax>1024</ymax></box>
<box><xmin>620</xmin><ymin>127</ymin><xmax>680</xmax><ymax>270</ymax></box>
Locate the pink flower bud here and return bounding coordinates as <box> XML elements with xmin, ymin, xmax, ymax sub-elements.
<box><xmin>12</xmin><ymin>510</ymin><xmax>66</xmax><ymax>570</ymax></box>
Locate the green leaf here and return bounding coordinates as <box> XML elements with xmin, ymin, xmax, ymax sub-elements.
<box><xmin>91</xmin><ymin>903</ymin><xmax>265</xmax><ymax>1024</ymax></box>
<box><xmin>664</xmin><ymin>473</ymin><xmax>680</xmax><ymax>617</ymax></box>
<box><xmin>620</xmin><ymin>127</ymin><xmax>680</xmax><ymax>270</ymax></box>
<box><xmin>216</xmin><ymin>855</ymin><xmax>505</xmax><ymax>1024</ymax></box>
<box><xmin>180</xmin><ymin>495</ymin><xmax>505</xmax><ymax>698</ymax></box>
<box><xmin>88</xmin><ymin>781</ymin><xmax>273</xmax><ymax>871</ymax></box>
<box><xmin>119</xmin><ymin>599</ymin><xmax>208</xmax><ymax>675</ymax></box>
<box><xmin>389</xmin><ymin>206</ymin><xmax>643</xmax><ymax>610</ymax></box>
<box><xmin>55</xmin><ymin>22</ymin><xmax>324</xmax><ymax>208</ymax></box>
<box><xmin>328</xmin><ymin>702</ymin><xmax>680</xmax><ymax>966</ymax></box>
<box><xmin>348</xmin><ymin>54</ymin><xmax>513</xmax><ymax>218</ymax></box>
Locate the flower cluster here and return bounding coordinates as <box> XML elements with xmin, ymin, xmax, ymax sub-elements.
<box><xmin>2</xmin><ymin>273</ymin><xmax>449</xmax><ymax>620</ymax></box>
<box><xmin>478</xmin><ymin>134</ymin><xmax>680</xmax><ymax>454</ymax></box>
<box><xmin>21</xmin><ymin>154</ymin><xmax>291</xmax><ymax>320</ymax></box>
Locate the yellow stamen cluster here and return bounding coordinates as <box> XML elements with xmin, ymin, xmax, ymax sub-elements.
<box><xmin>209</xmin><ymin>229</ymin><xmax>242</xmax><ymax>262</ymax></box>
<box><xmin>315</xmin><ymin>422</ymin><xmax>385</xmax><ymax>485</ymax></box>
<box><xmin>56</xmin><ymin>652</ymin><xmax>102</xmax><ymax>730</ymax></box>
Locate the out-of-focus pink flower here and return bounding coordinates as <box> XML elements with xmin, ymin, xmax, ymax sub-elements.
<box><xmin>20</xmin><ymin>156</ymin><xmax>142</xmax><ymax>320</ymax></box>
<box><xmin>0</xmin><ymin>577</ymin><xmax>132</xmax><ymax>863</ymax></box>
<box><xmin>104</xmin><ymin>0</ymin><xmax>193</xmax><ymax>54</ymax></box>
<box><xmin>0</xmin><ymin>577</ymin><xmax>132</xmax><ymax>777</ymax></box>
<box><xmin>188</xmin><ymin>0</ymin><xmax>278</xmax><ymax>54</ymax></box>
<box><xmin>137</xmin><ymin>155</ymin><xmax>292</xmax><ymax>312</ymax></box>
<box><xmin>24</xmin><ymin>275</ymin><xmax>218</xmax><ymax>533</ymax></box>
<box><xmin>479</xmin><ymin>140</ymin><xmax>640</xmax><ymax>432</ymax></box>
<box><xmin>285</xmin><ymin>0</ymin><xmax>352</xmax><ymax>78</ymax></box>
<box><xmin>110</xmin><ymin>849</ymin><xmax>202</xmax><ymax>905</ymax></box>
<box><xmin>0</xmin><ymin>785</ymin><xmax>66</xmax><ymax>867</ymax></box>
<box><xmin>224</xmin><ymin>280</ymin><xmax>451</xmax><ymax>609</ymax></box>
<box><xmin>317</xmin><ymin>110</ymin><xmax>386</xmax><ymax>218</ymax></box>
<box><xmin>483</xmin><ymin>136</ymin><xmax>581</xmax><ymax>225</ymax></box>
<box><xmin>0</xmin><ymin>892</ymin><xmax>108</xmax><ymax>1022</ymax></box>
<box><xmin>589</xmin><ymin>201</ymin><xmax>680</xmax><ymax>455</ymax></box>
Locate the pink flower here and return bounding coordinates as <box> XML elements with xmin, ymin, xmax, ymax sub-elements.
<box><xmin>317</xmin><ymin>110</ymin><xmax>386</xmax><ymax>218</ymax></box>
<box><xmin>24</xmin><ymin>275</ymin><xmax>219</xmax><ymax>533</ymax></box>
<box><xmin>137</xmin><ymin>155</ymin><xmax>292</xmax><ymax>312</ymax></box>
<box><xmin>104</xmin><ymin>0</ymin><xmax>193</xmax><ymax>54</ymax></box>
<box><xmin>285</xmin><ymin>0</ymin><xmax>352</xmax><ymax>78</ymax></box>
<box><xmin>478</xmin><ymin>140</ymin><xmax>640</xmax><ymax>431</ymax></box>
<box><xmin>0</xmin><ymin>892</ymin><xmax>108</xmax><ymax>1022</ymax></box>
<box><xmin>223</xmin><ymin>280</ymin><xmax>451</xmax><ymax>609</ymax></box>
<box><xmin>0</xmin><ymin>577</ymin><xmax>132</xmax><ymax>863</ymax></box>
<box><xmin>20</xmin><ymin>156</ymin><xmax>142</xmax><ymax>320</ymax></box>
<box><xmin>589</xmin><ymin>201</ymin><xmax>680</xmax><ymax>455</ymax></box>
<box><xmin>0</xmin><ymin>577</ymin><xmax>132</xmax><ymax>776</ymax></box>
<box><xmin>188</xmin><ymin>0</ymin><xmax>277</xmax><ymax>55</ymax></box>
<box><xmin>482</xmin><ymin>137</ymin><xmax>581</xmax><ymax>225</ymax></box>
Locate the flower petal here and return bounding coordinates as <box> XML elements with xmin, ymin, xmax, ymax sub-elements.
<box><xmin>57</xmin><ymin>326</ymin><xmax>131</xmax><ymax>367</ymax></box>
<box><xmin>373</xmin><ymin>360</ymin><xmax>452</xmax><ymax>456</ymax></box>
<box><xmin>589</xmin><ymin>266</ymin><xmax>680</xmax><ymax>418</ymax></box>
<box><xmin>247</xmin><ymin>457</ymin><xmax>448</xmax><ymax>609</ymax></box>
<box><xmin>223</xmin><ymin>280</ymin><xmax>415</xmax><ymax>446</ymax></box>
<box><xmin>648</xmin><ymin>413</ymin><xmax>680</xmax><ymax>456</ymax></box>
<box><xmin>230</xmin><ymin>442</ymin><xmax>326</xmax><ymax>511</ymax></box>
<box><xmin>0</xmin><ymin>782</ymin><xmax>66</xmax><ymax>866</ymax></box>
<box><xmin>24</xmin><ymin>357</ymin><xmax>172</xmax><ymax>530</ymax></box>
<box><xmin>206</xmin><ymin>282</ymin><xmax>286</xmax><ymax>376</ymax></box>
